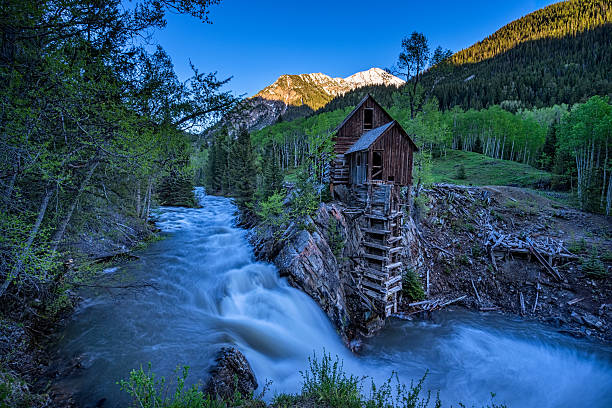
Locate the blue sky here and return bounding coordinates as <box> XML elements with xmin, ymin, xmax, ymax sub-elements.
<box><xmin>149</xmin><ymin>0</ymin><xmax>561</xmax><ymax>97</ymax></box>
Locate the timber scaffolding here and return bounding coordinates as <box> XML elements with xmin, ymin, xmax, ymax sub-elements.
<box><xmin>347</xmin><ymin>183</ymin><xmax>405</xmax><ymax>318</ymax></box>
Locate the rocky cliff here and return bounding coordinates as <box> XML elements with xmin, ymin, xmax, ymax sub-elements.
<box><xmin>250</xmin><ymin>197</ymin><xmax>420</xmax><ymax>344</ymax></box>
<box><xmin>250</xmin><ymin>183</ymin><xmax>612</xmax><ymax>346</ymax></box>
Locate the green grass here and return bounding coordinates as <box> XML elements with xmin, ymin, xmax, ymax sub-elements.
<box><xmin>431</xmin><ymin>150</ymin><xmax>554</xmax><ymax>188</ymax></box>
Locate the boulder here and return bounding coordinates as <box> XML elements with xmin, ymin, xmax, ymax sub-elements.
<box><xmin>203</xmin><ymin>347</ymin><xmax>258</xmax><ymax>401</ymax></box>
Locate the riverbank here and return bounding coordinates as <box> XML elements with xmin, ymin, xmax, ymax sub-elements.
<box><xmin>247</xmin><ymin>183</ymin><xmax>611</xmax><ymax>344</ymax></box>
<box><xmin>0</xmin><ymin>215</ymin><xmax>158</xmax><ymax>407</ymax></box>
<box><xmin>411</xmin><ymin>184</ymin><xmax>611</xmax><ymax>342</ymax></box>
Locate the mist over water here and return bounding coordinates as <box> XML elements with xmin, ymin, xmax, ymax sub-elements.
<box><xmin>54</xmin><ymin>188</ymin><xmax>612</xmax><ymax>407</ymax></box>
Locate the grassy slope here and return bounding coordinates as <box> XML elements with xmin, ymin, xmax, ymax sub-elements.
<box><xmin>431</xmin><ymin>150</ymin><xmax>554</xmax><ymax>187</ymax></box>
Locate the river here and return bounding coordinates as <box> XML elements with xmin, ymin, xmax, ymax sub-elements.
<box><xmin>53</xmin><ymin>188</ymin><xmax>612</xmax><ymax>407</ymax></box>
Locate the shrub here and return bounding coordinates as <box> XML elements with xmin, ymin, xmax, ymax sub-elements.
<box><xmin>256</xmin><ymin>192</ymin><xmax>287</xmax><ymax>229</ymax></box>
<box><xmin>301</xmin><ymin>353</ymin><xmax>447</xmax><ymax>408</ymax></box>
<box><xmin>328</xmin><ymin>218</ymin><xmax>345</xmax><ymax>259</ymax></box>
<box><xmin>581</xmin><ymin>248</ymin><xmax>607</xmax><ymax>279</ymax></box>
<box><xmin>118</xmin><ymin>363</ymin><xmax>253</xmax><ymax>408</ymax></box>
<box><xmin>402</xmin><ymin>268</ymin><xmax>426</xmax><ymax>301</ymax></box>
<box><xmin>471</xmin><ymin>244</ymin><xmax>483</xmax><ymax>258</ymax></box>
<box><xmin>301</xmin><ymin>352</ymin><xmax>362</xmax><ymax>408</ymax></box>
<box><xmin>568</xmin><ymin>237</ymin><xmax>587</xmax><ymax>254</ymax></box>
<box><xmin>456</xmin><ymin>164</ymin><xmax>467</xmax><ymax>180</ymax></box>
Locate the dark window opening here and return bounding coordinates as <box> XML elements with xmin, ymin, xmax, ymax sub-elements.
<box><xmin>372</xmin><ymin>151</ymin><xmax>383</xmax><ymax>181</ymax></box>
<box><xmin>356</xmin><ymin>154</ymin><xmax>361</xmax><ymax>166</ymax></box>
<box><xmin>364</xmin><ymin>108</ymin><xmax>373</xmax><ymax>129</ymax></box>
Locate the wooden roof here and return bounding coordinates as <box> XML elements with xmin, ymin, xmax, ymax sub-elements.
<box><xmin>345</xmin><ymin>122</ymin><xmax>394</xmax><ymax>154</ymax></box>
<box><xmin>345</xmin><ymin>120</ymin><xmax>419</xmax><ymax>154</ymax></box>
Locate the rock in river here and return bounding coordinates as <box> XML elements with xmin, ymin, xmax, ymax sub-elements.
<box><xmin>204</xmin><ymin>347</ymin><xmax>258</xmax><ymax>400</ymax></box>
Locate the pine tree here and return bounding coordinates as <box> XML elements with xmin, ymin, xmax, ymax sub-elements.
<box><xmin>228</xmin><ymin>128</ymin><xmax>256</xmax><ymax>207</ymax></box>
<box><xmin>261</xmin><ymin>148</ymin><xmax>284</xmax><ymax>199</ymax></box>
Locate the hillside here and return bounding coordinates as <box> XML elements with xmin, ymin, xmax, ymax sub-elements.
<box><xmin>449</xmin><ymin>0</ymin><xmax>612</xmax><ymax>65</ymax></box>
<box><xmin>318</xmin><ymin>0</ymin><xmax>612</xmax><ymax>114</ymax></box>
<box><xmin>430</xmin><ymin>150</ymin><xmax>555</xmax><ymax>189</ymax></box>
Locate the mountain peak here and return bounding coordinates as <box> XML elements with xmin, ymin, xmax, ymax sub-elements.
<box><xmin>254</xmin><ymin>67</ymin><xmax>403</xmax><ymax>110</ymax></box>
<box><xmin>344</xmin><ymin>68</ymin><xmax>404</xmax><ymax>87</ymax></box>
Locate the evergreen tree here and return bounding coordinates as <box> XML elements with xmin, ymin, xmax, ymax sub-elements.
<box><xmin>539</xmin><ymin>124</ymin><xmax>558</xmax><ymax>171</ymax></box>
<box><xmin>205</xmin><ymin>130</ymin><xmax>230</xmax><ymax>195</ymax></box>
<box><xmin>261</xmin><ymin>148</ymin><xmax>284</xmax><ymax>199</ymax></box>
<box><xmin>228</xmin><ymin>128</ymin><xmax>257</xmax><ymax>207</ymax></box>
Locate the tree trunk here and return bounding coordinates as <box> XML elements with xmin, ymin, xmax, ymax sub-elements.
<box><xmin>0</xmin><ymin>185</ymin><xmax>55</xmax><ymax>297</ymax></box>
<box><xmin>136</xmin><ymin>182</ymin><xmax>141</xmax><ymax>216</ymax></box>
<box><xmin>51</xmin><ymin>160</ymin><xmax>99</xmax><ymax>252</ymax></box>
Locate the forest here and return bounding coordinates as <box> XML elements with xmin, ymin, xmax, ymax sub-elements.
<box><xmin>0</xmin><ymin>0</ymin><xmax>237</xmax><ymax>321</ymax></box>
<box><xmin>220</xmin><ymin>93</ymin><xmax>610</xmax><ymax>216</ymax></box>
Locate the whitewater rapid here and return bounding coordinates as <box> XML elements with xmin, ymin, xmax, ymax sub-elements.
<box><xmin>53</xmin><ymin>188</ymin><xmax>612</xmax><ymax>407</ymax></box>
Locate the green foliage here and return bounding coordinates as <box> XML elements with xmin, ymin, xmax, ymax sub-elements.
<box><xmin>290</xmin><ymin>167</ymin><xmax>321</xmax><ymax>224</ymax></box>
<box><xmin>120</xmin><ymin>355</ymin><xmax>508</xmax><ymax>408</ymax></box>
<box><xmin>158</xmin><ymin>171</ymin><xmax>197</xmax><ymax>207</ymax></box>
<box><xmin>119</xmin><ymin>363</ymin><xmax>254</xmax><ymax>408</ymax></box>
<box><xmin>229</xmin><ymin>129</ymin><xmax>257</xmax><ymax>208</ymax></box>
<box><xmin>301</xmin><ymin>353</ymin><xmax>362</xmax><ymax>408</ymax></box>
<box><xmin>0</xmin><ymin>0</ymin><xmax>237</xmax><ymax>315</ymax></box>
<box><xmin>299</xmin><ymin>352</ymin><xmax>463</xmax><ymax>408</ymax></box>
<box><xmin>205</xmin><ymin>128</ymin><xmax>257</xmax><ymax>208</ymax></box>
<box><xmin>430</xmin><ymin>150</ymin><xmax>554</xmax><ymax>188</ymax></box>
<box><xmin>0</xmin><ymin>369</ymin><xmax>47</xmax><ymax>408</ymax></box>
<box><xmin>255</xmin><ymin>193</ymin><xmax>288</xmax><ymax>230</ymax></box>
<box><xmin>260</xmin><ymin>149</ymin><xmax>285</xmax><ymax>200</ymax></box>
<box><xmin>402</xmin><ymin>269</ymin><xmax>425</xmax><ymax>301</ymax></box>
<box><xmin>568</xmin><ymin>237</ymin><xmax>588</xmax><ymax>254</ymax></box>
<box><xmin>581</xmin><ymin>248</ymin><xmax>607</xmax><ymax>279</ymax></box>
<box><xmin>328</xmin><ymin>218</ymin><xmax>345</xmax><ymax>259</ymax></box>
<box><xmin>556</xmin><ymin>95</ymin><xmax>612</xmax><ymax>213</ymax></box>
<box><xmin>426</xmin><ymin>2</ymin><xmax>612</xmax><ymax>111</ymax></box>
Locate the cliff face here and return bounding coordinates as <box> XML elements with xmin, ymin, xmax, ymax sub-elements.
<box><xmin>250</xmin><ymin>199</ymin><xmax>421</xmax><ymax>344</ymax></box>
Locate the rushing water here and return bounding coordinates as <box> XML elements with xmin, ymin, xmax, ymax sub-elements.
<box><xmin>54</xmin><ymin>188</ymin><xmax>612</xmax><ymax>407</ymax></box>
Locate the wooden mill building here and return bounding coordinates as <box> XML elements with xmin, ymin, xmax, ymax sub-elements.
<box><xmin>331</xmin><ymin>94</ymin><xmax>418</xmax><ymax>318</ymax></box>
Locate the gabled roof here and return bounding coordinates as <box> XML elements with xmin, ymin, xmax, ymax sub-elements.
<box><xmin>345</xmin><ymin>120</ymin><xmax>420</xmax><ymax>154</ymax></box>
<box><xmin>346</xmin><ymin>122</ymin><xmax>394</xmax><ymax>154</ymax></box>
<box><xmin>333</xmin><ymin>93</ymin><xmax>389</xmax><ymax>133</ymax></box>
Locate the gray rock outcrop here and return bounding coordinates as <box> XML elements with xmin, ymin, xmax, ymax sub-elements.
<box><xmin>203</xmin><ymin>347</ymin><xmax>258</xmax><ymax>401</ymax></box>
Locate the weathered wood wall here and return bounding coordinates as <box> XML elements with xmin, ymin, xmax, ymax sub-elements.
<box><xmin>369</xmin><ymin>125</ymin><xmax>414</xmax><ymax>186</ymax></box>
<box><xmin>334</xmin><ymin>98</ymin><xmax>392</xmax><ymax>156</ymax></box>
<box><xmin>331</xmin><ymin>97</ymin><xmax>392</xmax><ymax>185</ymax></box>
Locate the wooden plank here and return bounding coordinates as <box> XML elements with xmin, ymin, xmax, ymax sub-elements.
<box><xmin>363</xmin><ymin>241</ymin><xmax>391</xmax><ymax>251</ymax></box>
<box><xmin>363</xmin><ymin>228</ymin><xmax>391</xmax><ymax>235</ymax></box>
<box><xmin>363</xmin><ymin>253</ymin><xmax>387</xmax><ymax>262</ymax></box>
<box><xmin>386</xmin><ymin>275</ymin><xmax>402</xmax><ymax>286</ymax></box>
<box><xmin>363</xmin><ymin>269</ymin><xmax>388</xmax><ymax>281</ymax></box>
<box><xmin>385</xmin><ymin>262</ymin><xmax>402</xmax><ymax>270</ymax></box>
